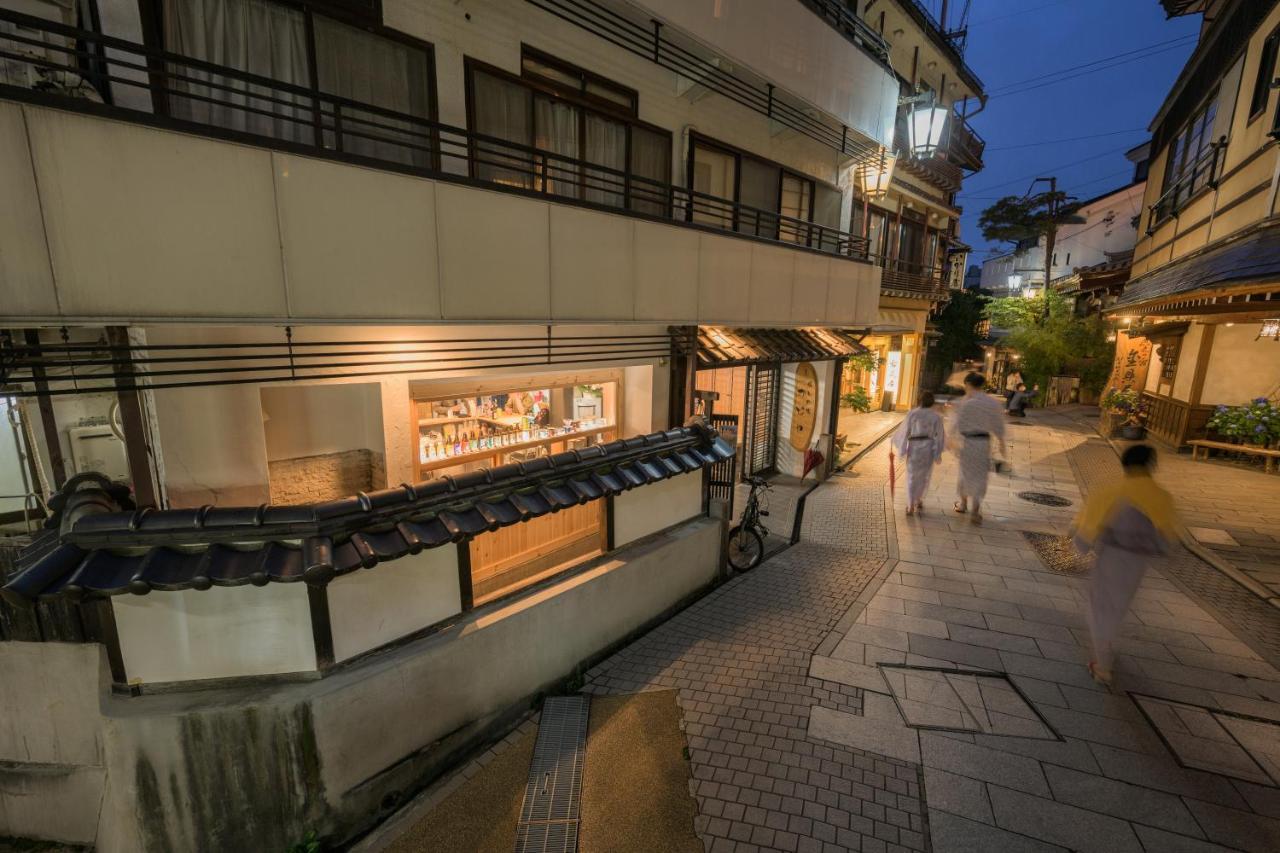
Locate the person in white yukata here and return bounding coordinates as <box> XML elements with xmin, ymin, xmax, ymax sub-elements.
<box><xmin>892</xmin><ymin>391</ymin><xmax>945</xmax><ymax>516</ymax></box>
<box><xmin>950</xmin><ymin>372</ymin><xmax>1006</xmax><ymax>525</ymax></box>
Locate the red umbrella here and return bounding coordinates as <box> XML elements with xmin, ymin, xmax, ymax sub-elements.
<box><xmin>803</xmin><ymin>447</ymin><xmax>825</xmax><ymax>479</ymax></box>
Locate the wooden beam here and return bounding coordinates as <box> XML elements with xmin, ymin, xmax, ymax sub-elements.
<box><xmin>105</xmin><ymin>327</ymin><xmax>158</xmax><ymax>508</ymax></box>
<box><xmin>1187</xmin><ymin>323</ymin><xmax>1217</xmax><ymax>407</ymax></box>
<box><xmin>22</xmin><ymin>330</ymin><xmax>68</xmax><ymax>488</ymax></box>
<box><xmin>307</xmin><ymin>585</ymin><xmax>335</xmax><ymax>671</ymax></box>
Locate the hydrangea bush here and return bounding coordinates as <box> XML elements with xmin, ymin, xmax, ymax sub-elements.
<box><xmin>1207</xmin><ymin>398</ymin><xmax>1280</xmax><ymax>445</ymax></box>
<box><xmin>1100</xmin><ymin>388</ymin><xmax>1148</xmax><ymax>426</ymax></box>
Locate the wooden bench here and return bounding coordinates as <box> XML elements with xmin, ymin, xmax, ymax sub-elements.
<box><xmin>1187</xmin><ymin>439</ymin><xmax>1280</xmax><ymax>474</ymax></box>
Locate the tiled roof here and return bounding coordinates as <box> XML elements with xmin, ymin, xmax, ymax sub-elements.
<box><xmin>3</xmin><ymin>426</ymin><xmax>733</xmax><ymax>603</ymax></box>
<box><xmin>697</xmin><ymin>327</ymin><xmax>866</xmax><ymax>368</ymax></box>
<box><xmin>1114</xmin><ymin>224</ymin><xmax>1280</xmax><ymax>310</ymax></box>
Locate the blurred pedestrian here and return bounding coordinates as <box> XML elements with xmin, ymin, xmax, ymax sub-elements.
<box><xmin>893</xmin><ymin>391</ymin><xmax>945</xmax><ymax>516</ymax></box>
<box><xmin>950</xmin><ymin>372</ymin><xmax>1006</xmax><ymax>525</ymax></box>
<box><xmin>1007</xmin><ymin>383</ymin><xmax>1038</xmax><ymax>418</ymax></box>
<box><xmin>1004</xmin><ymin>368</ymin><xmax>1023</xmax><ymax>406</ymax></box>
<box><xmin>1073</xmin><ymin>444</ymin><xmax>1181</xmax><ymax>686</ymax></box>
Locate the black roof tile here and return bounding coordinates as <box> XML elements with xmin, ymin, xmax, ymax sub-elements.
<box><xmin>1114</xmin><ymin>224</ymin><xmax>1280</xmax><ymax>310</ymax></box>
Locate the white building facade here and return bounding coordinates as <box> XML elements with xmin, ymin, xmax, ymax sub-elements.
<box><xmin>0</xmin><ymin>0</ymin><xmax>980</xmax><ymax>849</ymax></box>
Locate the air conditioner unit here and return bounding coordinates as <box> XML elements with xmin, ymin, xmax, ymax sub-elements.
<box><xmin>1</xmin><ymin>0</ymin><xmax>103</xmax><ymax>100</ymax></box>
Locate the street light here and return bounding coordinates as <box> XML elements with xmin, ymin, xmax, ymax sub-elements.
<box><xmin>856</xmin><ymin>148</ymin><xmax>896</xmax><ymax>199</ymax></box>
<box><xmin>906</xmin><ymin>94</ymin><xmax>949</xmax><ymax>159</ymax></box>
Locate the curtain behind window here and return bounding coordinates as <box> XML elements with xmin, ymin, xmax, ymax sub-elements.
<box><xmin>314</xmin><ymin>17</ymin><xmax>432</xmax><ymax>167</ymax></box>
<box><xmin>584</xmin><ymin>112</ymin><xmax>626</xmax><ymax>207</ymax></box>
<box><xmin>534</xmin><ymin>95</ymin><xmax>579</xmax><ymax>197</ymax></box>
<box><xmin>739</xmin><ymin>158</ymin><xmax>780</xmax><ymax>238</ymax></box>
<box><xmin>629</xmin><ymin>126</ymin><xmax>670</xmax><ymax>216</ymax></box>
<box><xmin>471</xmin><ymin>69</ymin><xmax>532</xmax><ymax>188</ymax></box>
<box><xmin>691</xmin><ymin>145</ymin><xmax>735</xmax><ymax>228</ymax></box>
<box><xmin>163</xmin><ymin>0</ymin><xmax>311</xmax><ymax>143</ymax></box>
<box><xmin>812</xmin><ymin>184</ymin><xmax>842</xmax><ymax>253</ymax></box>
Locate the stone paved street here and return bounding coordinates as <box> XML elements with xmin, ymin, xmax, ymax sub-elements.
<box><xmin>588</xmin><ymin>406</ymin><xmax>1280</xmax><ymax>852</ymax></box>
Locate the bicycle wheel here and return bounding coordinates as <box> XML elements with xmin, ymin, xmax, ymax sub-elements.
<box><xmin>727</xmin><ymin>525</ymin><xmax>765</xmax><ymax>571</ymax></box>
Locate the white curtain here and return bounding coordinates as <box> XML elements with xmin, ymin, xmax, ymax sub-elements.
<box><xmin>628</xmin><ymin>125</ymin><xmax>669</xmax><ymax>216</ymax></box>
<box><xmin>471</xmin><ymin>70</ymin><xmax>532</xmax><ymax>187</ymax></box>
<box><xmin>584</xmin><ymin>113</ymin><xmax>625</xmax><ymax>207</ymax></box>
<box><xmin>163</xmin><ymin>0</ymin><xmax>310</xmax><ymax>143</ymax></box>
<box><xmin>534</xmin><ymin>95</ymin><xmax>579</xmax><ymax>197</ymax></box>
<box><xmin>314</xmin><ymin>16</ymin><xmax>432</xmax><ymax>167</ymax></box>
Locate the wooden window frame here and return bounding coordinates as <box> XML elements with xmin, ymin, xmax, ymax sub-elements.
<box><xmin>464</xmin><ymin>57</ymin><xmax>673</xmax><ymax>210</ymax></box>
<box><xmin>687</xmin><ymin>131</ymin><xmax>837</xmax><ymax>240</ymax></box>
<box><xmin>1248</xmin><ymin>25</ymin><xmax>1280</xmax><ymax>123</ymax></box>
<box><xmin>1158</xmin><ymin>89</ymin><xmax>1220</xmax><ymax>221</ymax></box>
<box><xmin>141</xmin><ymin>0</ymin><xmax>439</xmax><ymax>155</ymax></box>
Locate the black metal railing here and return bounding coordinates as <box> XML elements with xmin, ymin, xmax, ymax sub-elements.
<box><xmin>949</xmin><ymin>114</ymin><xmax>985</xmax><ymax>170</ymax></box>
<box><xmin>0</xmin><ymin>7</ymin><xmax>869</xmax><ymax>263</ymax></box>
<box><xmin>1149</xmin><ymin>142</ymin><xmax>1223</xmax><ymax>226</ymax></box>
<box><xmin>795</xmin><ymin>0</ymin><xmax>892</xmax><ymax>64</ymax></box>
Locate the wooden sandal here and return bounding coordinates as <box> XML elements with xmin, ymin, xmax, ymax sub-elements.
<box><xmin>953</xmin><ymin>501</ymin><xmax>967</xmax><ymax>514</ymax></box>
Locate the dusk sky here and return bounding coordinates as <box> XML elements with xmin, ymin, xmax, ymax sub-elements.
<box><xmin>940</xmin><ymin>0</ymin><xmax>1202</xmax><ymax>262</ymax></box>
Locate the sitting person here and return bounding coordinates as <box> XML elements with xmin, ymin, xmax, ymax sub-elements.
<box><xmin>1007</xmin><ymin>383</ymin><xmax>1037</xmax><ymax>417</ymax></box>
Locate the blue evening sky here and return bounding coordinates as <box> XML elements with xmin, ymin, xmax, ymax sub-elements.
<box><xmin>931</xmin><ymin>0</ymin><xmax>1202</xmax><ymax>260</ymax></box>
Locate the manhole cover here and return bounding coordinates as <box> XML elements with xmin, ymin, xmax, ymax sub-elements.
<box><xmin>1023</xmin><ymin>531</ymin><xmax>1092</xmax><ymax>575</ymax></box>
<box><xmin>1017</xmin><ymin>491</ymin><xmax>1073</xmax><ymax>507</ymax></box>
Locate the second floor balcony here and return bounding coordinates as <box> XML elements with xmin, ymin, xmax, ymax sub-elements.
<box><xmin>0</xmin><ymin>8</ymin><xmax>881</xmax><ymax>329</ymax></box>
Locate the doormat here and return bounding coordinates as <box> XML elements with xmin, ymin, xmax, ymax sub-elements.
<box><xmin>1022</xmin><ymin>530</ymin><xmax>1093</xmax><ymax>576</ymax></box>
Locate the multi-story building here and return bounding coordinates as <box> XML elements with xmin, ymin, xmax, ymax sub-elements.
<box><xmin>1108</xmin><ymin>0</ymin><xmax>1280</xmax><ymax>447</ymax></box>
<box><xmin>834</xmin><ymin>0</ymin><xmax>986</xmax><ymax>447</ymax></box>
<box><xmin>0</xmin><ymin>1</ymin><xmax>982</xmax><ymax>849</ymax></box>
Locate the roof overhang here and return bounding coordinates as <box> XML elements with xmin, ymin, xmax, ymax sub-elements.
<box><xmin>696</xmin><ymin>327</ymin><xmax>867</xmax><ymax>368</ymax></box>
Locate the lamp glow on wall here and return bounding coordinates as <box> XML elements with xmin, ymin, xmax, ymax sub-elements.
<box><xmin>857</xmin><ymin>148</ymin><xmax>896</xmax><ymax>199</ymax></box>
<box><xmin>906</xmin><ymin>94</ymin><xmax>949</xmax><ymax>159</ymax></box>
<box><xmin>1261</xmin><ymin>318</ymin><xmax>1280</xmax><ymax>340</ymax></box>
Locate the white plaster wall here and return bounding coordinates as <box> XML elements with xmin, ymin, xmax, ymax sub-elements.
<box><xmin>327</xmin><ymin>546</ymin><xmax>463</xmax><ymax>663</ymax></box>
<box><xmin>612</xmin><ymin>471</ymin><xmax>704</xmax><ymax>547</ymax></box>
<box><xmin>0</xmin><ymin>101</ymin><xmax>57</xmax><ymax>316</ymax></box>
<box><xmin>629</xmin><ymin>0</ymin><xmax>897</xmax><ymax>148</ymax></box>
<box><xmin>112</xmin><ymin>583</ymin><xmax>317</xmax><ymax>684</ymax></box>
<box><xmin>1171</xmin><ymin>323</ymin><xmax>1205</xmax><ymax>402</ymax></box>
<box><xmin>311</xmin><ymin>516</ymin><xmax>721</xmax><ymax>796</ymax></box>
<box><xmin>1200</xmin><ymin>323</ymin><xmax>1280</xmax><ymax>406</ymax></box>
<box><xmin>261</xmin><ymin>383</ymin><xmax>384</xmax><ymax>461</ymax></box>
<box><xmin>0</xmin><ymin>642</ymin><xmax>104</xmax><ymax>766</ymax></box>
<box><xmin>622</xmin><ymin>365</ymin><xmax>658</xmax><ymax>437</ymax></box>
<box><xmin>151</xmin><ymin>384</ymin><xmax>271</xmax><ymax>507</ymax></box>
<box><xmin>775</xmin><ymin>360</ymin><xmax>834</xmax><ymax>478</ymax></box>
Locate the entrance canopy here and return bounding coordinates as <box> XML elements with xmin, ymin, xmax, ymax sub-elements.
<box><xmin>871</xmin><ymin>308</ymin><xmax>928</xmax><ymax>334</ymax></box>
<box><xmin>696</xmin><ymin>327</ymin><xmax>867</xmax><ymax>369</ymax></box>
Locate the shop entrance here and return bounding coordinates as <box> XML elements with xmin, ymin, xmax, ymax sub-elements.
<box><xmin>744</xmin><ymin>364</ymin><xmax>780</xmax><ymax>477</ymax></box>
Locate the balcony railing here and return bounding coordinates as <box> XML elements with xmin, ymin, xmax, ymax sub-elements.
<box><xmin>874</xmin><ymin>258</ymin><xmax>948</xmax><ymax>298</ymax></box>
<box><xmin>795</xmin><ymin>0</ymin><xmax>892</xmax><ymax>65</ymax></box>
<box><xmin>1149</xmin><ymin>143</ymin><xmax>1222</xmax><ymax>227</ymax></box>
<box><xmin>948</xmin><ymin>114</ymin><xmax>985</xmax><ymax>171</ymax></box>
<box><xmin>0</xmin><ymin>8</ymin><xmax>869</xmax><ymax>263</ymax></box>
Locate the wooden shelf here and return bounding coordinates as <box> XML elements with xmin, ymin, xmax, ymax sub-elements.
<box><xmin>416</xmin><ymin>424</ymin><xmax>615</xmax><ymax>476</ymax></box>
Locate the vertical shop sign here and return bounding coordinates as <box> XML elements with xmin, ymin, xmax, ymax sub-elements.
<box><xmin>789</xmin><ymin>362</ymin><xmax>819</xmax><ymax>451</ymax></box>
<box><xmin>1107</xmin><ymin>332</ymin><xmax>1152</xmax><ymax>393</ymax></box>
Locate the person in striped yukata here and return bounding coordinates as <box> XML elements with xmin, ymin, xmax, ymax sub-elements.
<box><xmin>949</xmin><ymin>372</ymin><xmax>1006</xmax><ymax>525</ymax></box>
<box><xmin>892</xmin><ymin>391</ymin><xmax>945</xmax><ymax>516</ymax></box>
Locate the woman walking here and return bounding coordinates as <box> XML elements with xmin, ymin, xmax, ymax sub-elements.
<box><xmin>950</xmin><ymin>372</ymin><xmax>1006</xmax><ymax>525</ymax></box>
<box><xmin>893</xmin><ymin>391</ymin><xmax>945</xmax><ymax>516</ymax></box>
<box><xmin>1073</xmin><ymin>444</ymin><xmax>1181</xmax><ymax>686</ymax></box>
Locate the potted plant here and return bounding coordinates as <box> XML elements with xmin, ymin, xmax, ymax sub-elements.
<box><xmin>1209</xmin><ymin>398</ymin><xmax>1280</xmax><ymax>448</ymax></box>
<box><xmin>841</xmin><ymin>386</ymin><xmax>872</xmax><ymax>413</ymax></box>
<box><xmin>1101</xmin><ymin>388</ymin><xmax>1147</xmax><ymax>439</ymax></box>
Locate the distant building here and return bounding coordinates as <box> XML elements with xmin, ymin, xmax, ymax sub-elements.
<box><xmin>964</xmin><ymin>263</ymin><xmax>983</xmax><ymax>289</ymax></box>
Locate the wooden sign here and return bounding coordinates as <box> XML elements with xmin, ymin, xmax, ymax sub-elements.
<box><xmin>789</xmin><ymin>362</ymin><xmax>819</xmax><ymax>451</ymax></box>
<box><xmin>1107</xmin><ymin>331</ymin><xmax>1152</xmax><ymax>394</ymax></box>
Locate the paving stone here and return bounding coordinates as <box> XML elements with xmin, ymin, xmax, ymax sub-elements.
<box><xmin>1184</xmin><ymin>798</ymin><xmax>1280</xmax><ymax>853</ymax></box>
<box><xmin>1042</xmin><ymin>764</ymin><xmax>1204</xmax><ymax>836</ymax></box>
<box><xmin>923</xmin><ymin>767</ymin><xmax>992</xmax><ymax>823</ymax></box>
<box><xmin>810</xmin><ymin>655</ymin><xmax>890</xmax><ymax>693</ymax></box>
<box><xmin>918</xmin><ymin>732</ymin><xmax>1050</xmax><ymax>796</ymax></box>
<box><xmin>906</xmin><ymin>635</ymin><xmax>1003</xmax><ymax>670</ymax></box>
<box><xmin>1086</xmin><ymin>741</ymin><xmax>1250</xmax><ymax>810</ymax></box>
<box><xmin>947</xmin><ymin>623</ymin><xmax>1042</xmax><ymax>655</ymax></box>
<box><xmin>987</xmin><ymin>784</ymin><xmax>1144</xmax><ymax>852</ymax></box>
<box><xmin>809</xmin><ymin>705</ymin><xmax>920</xmax><ymax>765</ymax></box>
<box><xmin>1132</xmin><ymin>825</ymin><xmax>1246</xmax><ymax>853</ymax></box>
<box><xmin>928</xmin><ymin>810</ymin><xmax>1068</xmax><ymax>853</ymax></box>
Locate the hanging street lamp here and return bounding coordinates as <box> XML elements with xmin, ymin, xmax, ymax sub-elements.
<box><xmin>856</xmin><ymin>147</ymin><xmax>896</xmax><ymax>199</ymax></box>
<box><xmin>904</xmin><ymin>92</ymin><xmax>949</xmax><ymax>159</ymax></box>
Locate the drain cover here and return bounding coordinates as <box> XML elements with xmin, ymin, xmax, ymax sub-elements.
<box><xmin>1017</xmin><ymin>491</ymin><xmax>1073</xmax><ymax>507</ymax></box>
<box><xmin>515</xmin><ymin>696</ymin><xmax>590</xmax><ymax>853</ymax></box>
<box><xmin>1023</xmin><ymin>531</ymin><xmax>1092</xmax><ymax>575</ymax></box>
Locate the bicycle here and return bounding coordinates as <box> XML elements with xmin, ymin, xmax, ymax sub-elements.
<box><xmin>727</xmin><ymin>476</ymin><xmax>772</xmax><ymax>571</ymax></box>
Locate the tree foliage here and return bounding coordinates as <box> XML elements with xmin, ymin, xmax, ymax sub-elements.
<box><xmin>924</xmin><ymin>289</ymin><xmax>987</xmax><ymax>387</ymax></box>
<box><xmin>983</xmin><ymin>290</ymin><xmax>1114</xmax><ymax>395</ymax></box>
<box><xmin>978</xmin><ymin>191</ymin><xmax>1085</xmax><ymax>246</ymax></box>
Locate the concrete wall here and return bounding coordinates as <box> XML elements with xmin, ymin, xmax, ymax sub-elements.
<box><xmin>1201</xmin><ymin>322</ymin><xmax>1280</xmax><ymax>406</ymax></box>
<box><xmin>0</xmin><ymin>515</ymin><xmax>720</xmax><ymax>852</ymax></box>
<box><xmin>2</xmin><ymin>104</ymin><xmax>880</xmax><ymax>329</ymax></box>
<box><xmin>612</xmin><ymin>471</ymin><xmax>703</xmax><ymax>547</ymax></box>
<box><xmin>327</xmin><ymin>546</ymin><xmax>463</xmax><ymax>663</ymax></box>
<box><xmin>112</xmin><ymin>583</ymin><xmax>317</xmax><ymax>685</ymax></box>
<box><xmin>1171</xmin><ymin>323</ymin><xmax>1206</xmax><ymax>402</ymax></box>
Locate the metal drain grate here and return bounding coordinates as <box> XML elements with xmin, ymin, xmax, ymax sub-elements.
<box><xmin>1017</xmin><ymin>491</ymin><xmax>1073</xmax><ymax>507</ymax></box>
<box><xmin>1023</xmin><ymin>531</ymin><xmax>1093</xmax><ymax>575</ymax></box>
<box><xmin>514</xmin><ymin>695</ymin><xmax>590</xmax><ymax>853</ymax></box>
